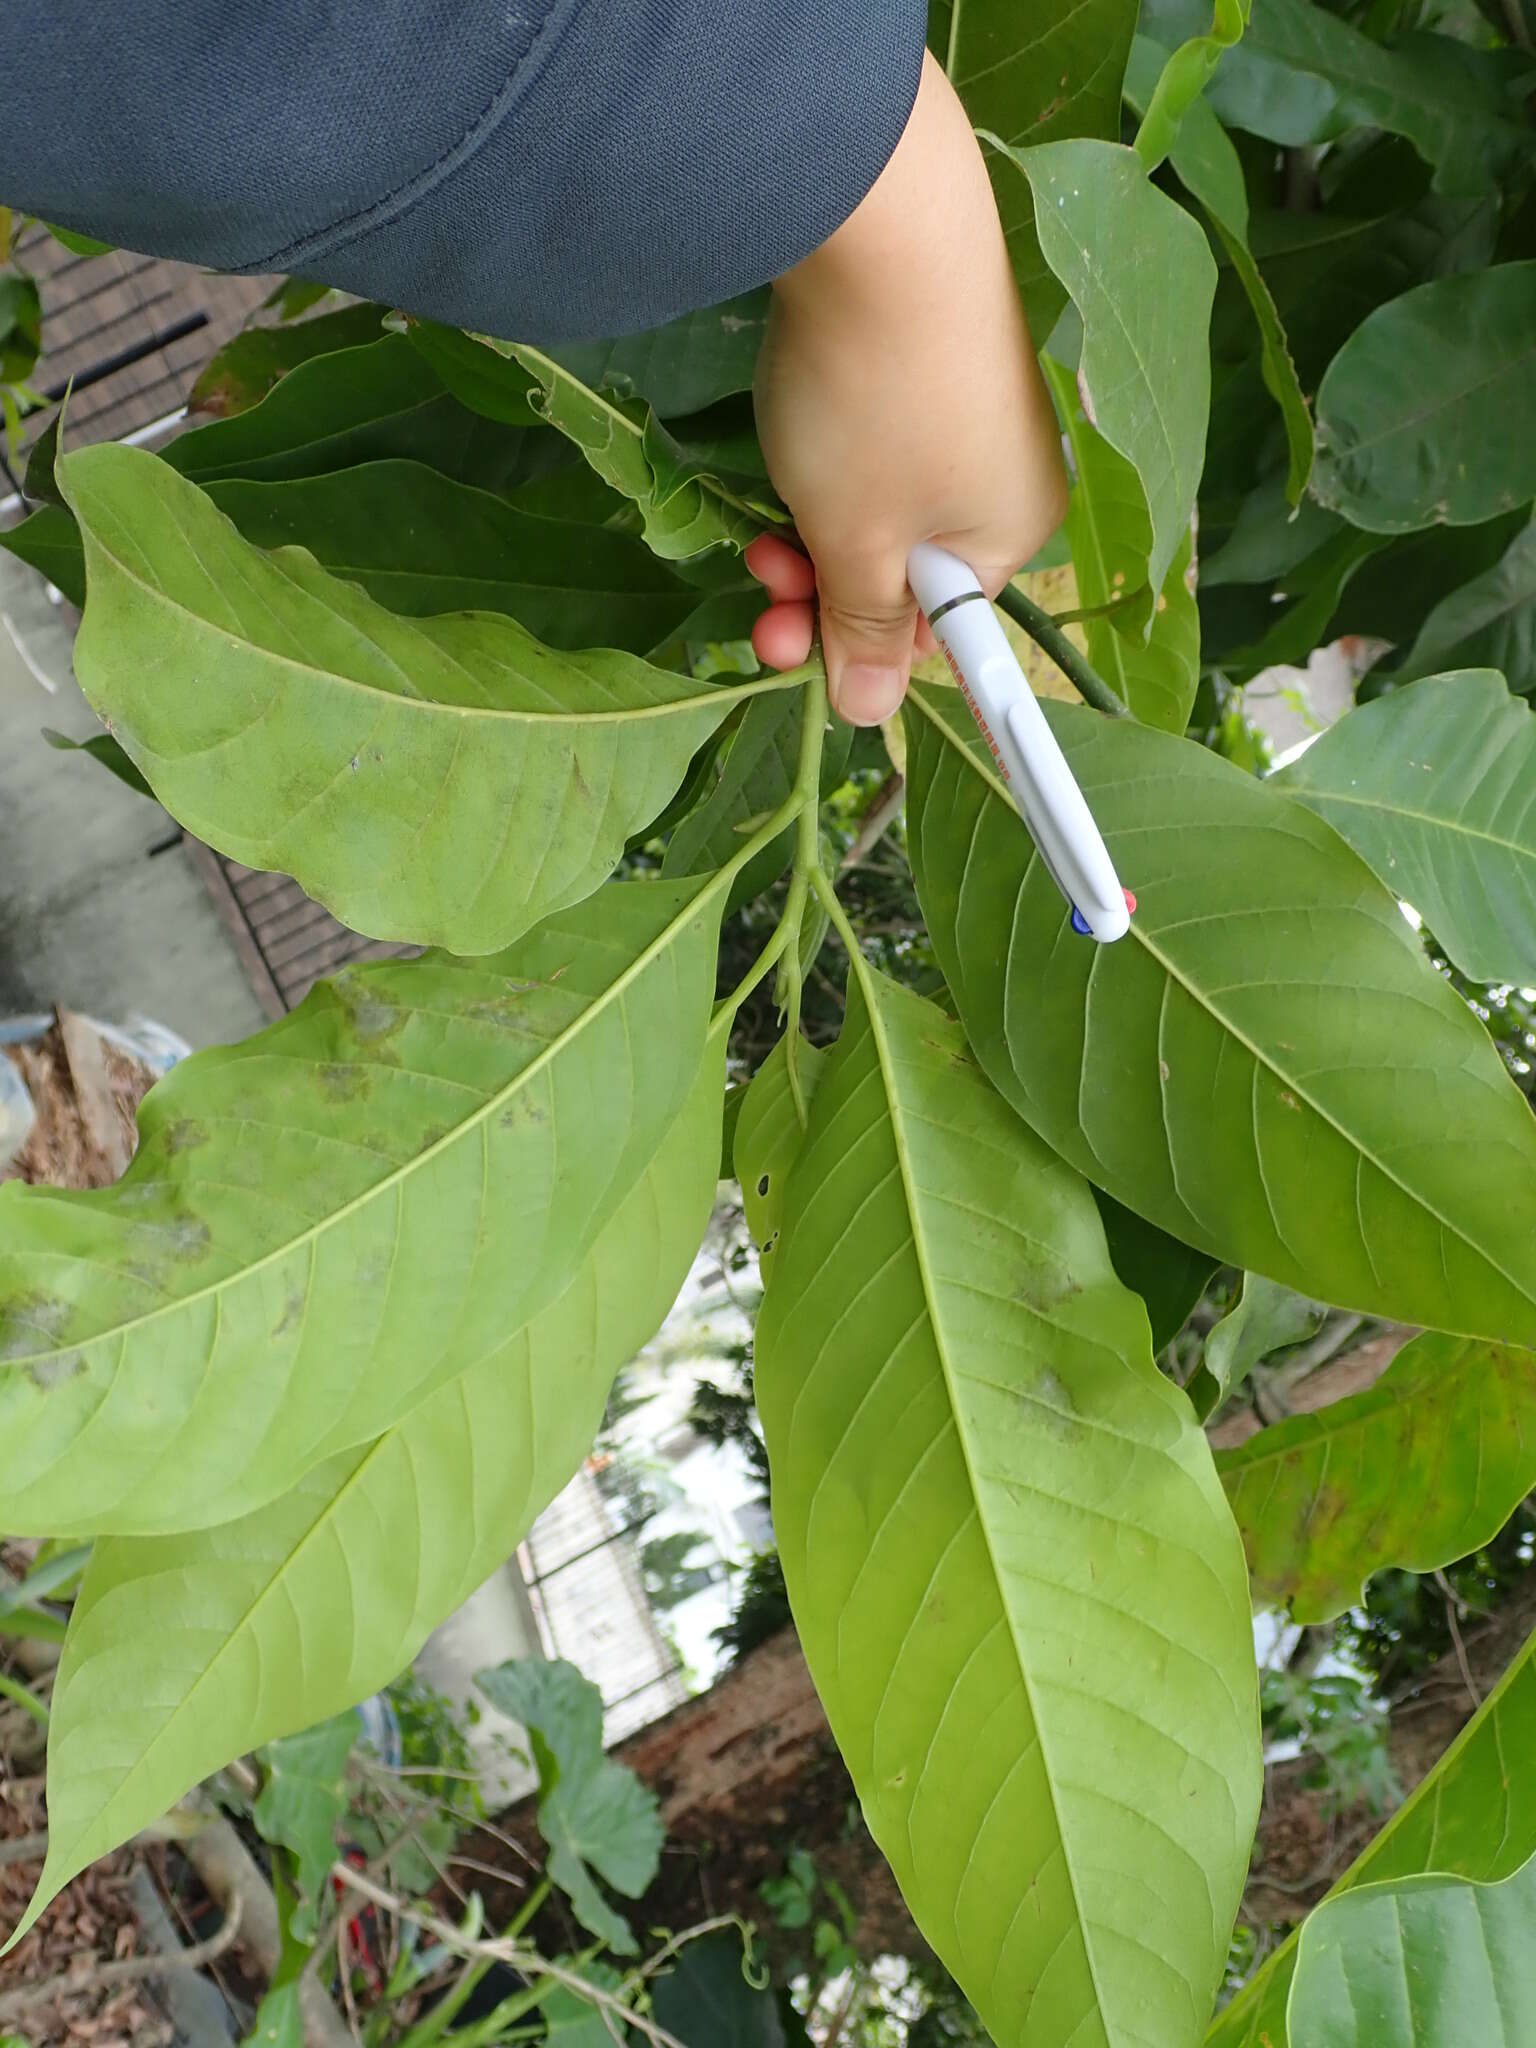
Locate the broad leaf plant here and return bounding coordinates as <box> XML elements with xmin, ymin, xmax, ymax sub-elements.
<box><xmin>2</xmin><ymin>2</ymin><xmax>1536</xmax><ymax>2044</ymax></box>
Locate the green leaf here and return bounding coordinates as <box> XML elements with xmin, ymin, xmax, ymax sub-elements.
<box><xmin>1124</xmin><ymin>38</ymin><xmax>1312</xmax><ymax>504</ymax></box>
<box><xmin>935</xmin><ymin>0</ymin><xmax>1140</xmax><ymax>338</ymax></box>
<box><xmin>59</xmin><ymin>442</ymin><xmax>782</xmax><ymax>954</ymax></box>
<box><xmin>8</xmin><ymin>1041</ymin><xmax>720</xmax><ymax>1945</ymax></box>
<box><xmin>1276</xmin><ymin>671</ymin><xmax>1536</xmax><ymax>984</ymax></box>
<box><xmin>242</xmin><ymin>1985</ymin><xmax>303</xmax><ymax>2048</ymax></box>
<box><xmin>651</xmin><ymin>1932</ymin><xmax>809</xmax><ymax>2048</ymax></box>
<box><xmin>1045</xmin><ymin>357</ymin><xmax>1199</xmax><ymax>733</ymax></box>
<box><xmin>902</xmin><ymin>683</ymin><xmax>1536</xmax><ymax>1346</ymax></box>
<box><xmin>171</xmin><ymin>332</ymin><xmax>540</xmax><ymax>491</ymax></box>
<box><xmin>1215</xmin><ymin>526</ymin><xmax>1388</xmax><ymax>684</ymax></box>
<box><xmin>186</xmin><ymin>306</ymin><xmax>388</xmax><ymax>418</ymax></box>
<box><xmin>253</xmin><ymin>1712</ymin><xmax>359</xmax><ymax>1937</ymax></box>
<box><xmin>202</xmin><ymin>460</ymin><xmax>698</xmax><ymax>655</ymax></box>
<box><xmin>0</xmin><ymin>273</ymin><xmax>41</xmax><ymax>385</ymax></box>
<box><xmin>1092</xmin><ymin>1192</ymin><xmax>1217</xmax><ymax>1352</ymax></box>
<box><xmin>1395</xmin><ymin>516</ymin><xmax>1536</xmax><ymax>695</ymax></box>
<box><xmin>1211</xmin><ymin>1618</ymin><xmax>1536</xmax><ymax>2047</ymax></box>
<box><xmin>1219</xmin><ymin>1332</ymin><xmax>1536</xmax><ymax>1624</ymax></box>
<box><xmin>402</xmin><ymin>319</ymin><xmax>541</xmax><ymax>425</ymax></box>
<box><xmin>45</xmin><ymin>223</ymin><xmax>114</xmax><ymax>258</ymax></box>
<box><xmin>1131</xmin><ymin>0</ymin><xmax>1250</xmax><ymax>176</ymax></box>
<box><xmin>508</xmin><ymin>346</ymin><xmax>776</xmax><ymax>561</ymax></box>
<box><xmin>1188</xmin><ymin>0</ymin><xmax>1536</xmax><ymax>197</ymax></box>
<box><xmin>755</xmin><ymin>963</ymin><xmax>1259</xmax><ymax>2048</ymax></box>
<box><xmin>0</xmin><ymin>877</ymin><xmax>724</xmax><ymax>1537</ymax></box>
<box><xmin>1194</xmin><ymin>1274</ymin><xmax>1326</xmax><ymax>1422</ymax></box>
<box><xmin>22</xmin><ymin>407</ymin><xmax>64</xmax><ymax>508</ymax></box>
<box><xmin>993</xmin><ymin>140</ymin><xmax>1214</xmax><ymax>602</ymax></box>
<box><xmin>552</xmin><ymin>291</ymin><xmax>770</xmax><ymax>419</ymax></box>
<box><xmin>0</xmin><ymin>505</ymin><xmax>84</xmax><ymax>607</ymax></box>
<box><xmin>1313</xmin><ymin>263</ymin><xmax>1536</xmax><ymax>534</ymax></box>
<box><xmin>475</xmin><ymin>1659</ymin><xmax>662</xmax><ymax>1954</ymax></box>
<box><xmin>663</xmin><ymin>693</ymin><xmax>853</xmax><ymax>904</ymax></box>
<box><xmin>40</xmin><ymin>728</ymin><xmax>154</xmax><ymax>800</ymax></box>
<box><xmin>263</xmin><ymin>278</ymin><xmax>334</xmax><ymax>321</ymax></box>
<box><xmin>734</xmin><ymin>1035</ymin><xmax>829</xmax><ymax>1266</ymax></box>
<box><xmin>1286</xmin><ymin>1850</ymin><xmax>1536</xmax><ymax>2048</ymax></box>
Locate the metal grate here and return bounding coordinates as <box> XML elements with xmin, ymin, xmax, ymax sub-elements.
<box><xmin>9</xmin><ymin>223</ymin><xmax>273</xmax><ymax>459</ymax></box>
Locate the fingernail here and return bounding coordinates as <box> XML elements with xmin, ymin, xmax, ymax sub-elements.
<box><xmin>835</xmin><ymin>663</ymin><xmax>904</xmax><ymax>727</ymax></box>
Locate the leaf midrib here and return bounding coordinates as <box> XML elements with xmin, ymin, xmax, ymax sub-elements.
<box><xmin>911</xmin><ymin>688</ymin><xmax>1536</xmax><ymax>1319</ymax></box>
<box><xmin>79</xmin><ymin>500</ymin><xmax>788</xmax><ymax>727</ymax></box>
<box><xmin>2</xmin><ymin>881</ymin><xmax>720</xmax><ymax>1371</ymax></box>
<box><xmin>851</xmin><ymin>957</ymin><xmax>1111</xmax><ymax>2036</ymax></box>
<box><xmin>1288</xmin><ymin>783</ymin><xmax>1536</xmax><ymax>862</ymax></box>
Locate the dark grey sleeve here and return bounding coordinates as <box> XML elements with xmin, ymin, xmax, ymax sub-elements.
<box><xmin>0</xmin><ymin>1</ymin><xmax>927</xmax><ymax>343</ymax></box>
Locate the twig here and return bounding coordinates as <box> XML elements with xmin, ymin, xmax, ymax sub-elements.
<box><xmin>331</xmin><ymin>1863</ymin><xmax>692</xmax><ymax>2048</ymax></box>
<box><xmin>995</xmin><ymin>583</ymin><xmax>1128</xmax><ymax>718</ymax></box>
<box><xmin>1434</xmin><ymin>1570</ymin><xmax>1483</xmax><ymax>1710</ymax></box>
<box><xmin>0</xmin><ymin>1898</ymin><xmax>242</xmax><ymax>2021</ymax></box>
<box><xmin>839</xmin><ymin>774</ymin><xmax>904</xmax><ymax>870</ymax></box>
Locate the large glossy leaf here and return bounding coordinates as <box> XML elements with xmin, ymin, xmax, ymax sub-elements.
<box><xmin>1044</xmin><ymin>358</ymin><xmax>1199</xmax><ymax>733</ymax></box>
<box><xmin>1285</xmin><ymin>1851</ymin><xmax>1536</xmax><ymax>2048</ymax></box>
<box><xmin>1209</xmin><ymin>1620</ymin><xmax>1536</xmax><ymax>2046</ymax></box>
<box><xmin>734</xmin><ymin>1034</ymin><xmax>829</xmax><ymax>1264</ymax></box>
<box><xmin>507</xmin><ymin>346</ymin><xmax>776</xmax><ymax>561</ymax></box>
<box><xmin>903</xmin><ymin>683</ymin><xmax>1536</xmax><ymax>1346</ymax></box>
<box><xmin>1396</xmin><ymin>516</ymin><xmax>1536</xmax><ymax>695</ymax></box>
<box><xmin>1171</xmin><ymin>0</ymin><xmax>1536</xmax><ymax>197</ymax></box>
<box><xmin>1124</xmin><ymin>36</ymin><xmax>1312</xmax><ymax>504</ymax></box>
<box><xmin>934</xmin><ymin>0</ymin><xmax>1139</xmax><ymax>339</ymax></box>
<box><xmin>663</xmin><ymin>692</ymin><xmax>853</xmax><ymax>905</ymax></box>
<box><xmin>993</xmin><ymin>140</ymin><xmax>1214</xmax><ymax>601</ymax></box>
<box><xmin>6</xmin><ymin>1043</ymin><xmax>721</xmax><ymax>1946</ymax></box>
<box><xmin>0</xmin><ymin>878</ymin><xmax>722</xmax><ymax>1538</ymax></box>
<box><xmin>204</xmin><ymin>460</ymin><xmax>698</xmax><ymax>654</ymax></box>
<box><xmin>59</xmin><ymin>442</ymin><xmax>784</xmax><ymax>953</ymax></box>
<box><xmin>553</xmin><ymin>291</ymin><xmax>769</xmax><ymax>418</ymax></box>
<box><xmin>1313</xmin><ymin>263</ymin><xmax>1536</xmax><ymax>534</ymax></box>
<box><xmin>475</xmin><ymin>1658</ymin><xmax>662</xmax><ymax>1953</ymax></box>
<box><xmin>1218</xmin><ymin>1332</ymin><xmax>1536</xmax><ymax>1623</ymax></box>
<box><xmin>186</xmin><ymin>305</ymin><xmax>388</xmax><ymax>418</ymax></box>
<box><xmin>1276</xmin><ymin>671</ymin><xmax>1536</xmax><ymax>984</ymax></box>
<box><xmin>755</xmin><ymin>964</ymin><xmax>1259</xmax><ymax>2048</ymax></box>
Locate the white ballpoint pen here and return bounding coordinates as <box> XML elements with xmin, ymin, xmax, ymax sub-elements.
<box><xmin>906</xmin><ymin>543</ymin><xmax>1134</xmax><ymax>944</ymax></box>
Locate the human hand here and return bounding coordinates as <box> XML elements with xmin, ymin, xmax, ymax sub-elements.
<box><xmin>749</xmin><ymin>50</ymin><xmax>1068</xmax><ymax>727</ymax></box>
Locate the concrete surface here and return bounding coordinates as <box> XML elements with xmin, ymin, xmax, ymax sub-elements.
<box><xmin>0</xmin><ymin>550</ymin><xmax>267</xmax><ymax>1048</ymax></box>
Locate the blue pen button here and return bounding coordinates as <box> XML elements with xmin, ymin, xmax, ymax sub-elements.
<box><xmin>1070</xmin><ymin>906</ymin><xmax>1092</xmax><ymax>936</ymax></box>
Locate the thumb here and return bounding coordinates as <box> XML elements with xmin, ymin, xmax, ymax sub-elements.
<box><xmin>815</xmin><ymin>552</ymin><xmax>918</xmax><ymax>727</ymax></box>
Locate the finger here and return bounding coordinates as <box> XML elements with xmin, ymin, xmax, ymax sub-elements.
<box><xmin>814</xmin><ymin>550</ymin><xmax>918</xmax><ymax>727</ymax></box>
<box><xmin>744</xmin><ymin>532</ymin><xmax>817</xmax><ymax>603</ymax></box>
<box><xmin>914</xmin><ymin>614</ymin><xmax>936</xmax><ymax>656</ymax></box>
<box><xmin>752</xmin><ymin>599</ymin><xmax>816</xmax><ymax>671</ymax></box>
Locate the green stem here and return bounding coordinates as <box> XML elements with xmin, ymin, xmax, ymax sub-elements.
<box><xmin>1048</xmin><ymin>587</ymin><xmax>1148</xmax><ymax>631</ymax></box>
<box><xmin>809</xmin><ymin>865</ymin><xmax>867</xmax><ymax>986</ymax></box>
<box><xmin>391</xmin><ymin>1881</ymin><xmax>551</xmax><ymax>2048</ymax></box>
<box><xmin>780</xmin><ymin>665</ymin><xmax>830</xmax><ymax>1122</ymax></box>
<box><xmin>996</xmin><ymin>583</ymin><xmax>1128</xmax><ymax>718</ymax></box>
<box><xmin>0</xmin><ymin>1667</ymin><xmax>49</xmax><ymax>1727</ymax></box>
